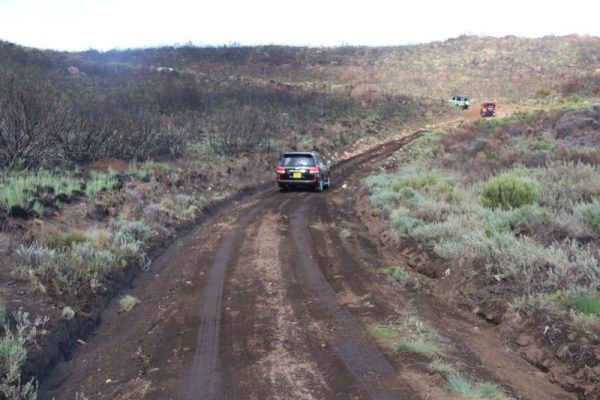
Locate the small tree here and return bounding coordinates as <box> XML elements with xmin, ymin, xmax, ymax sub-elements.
<box><xmin>481</xmin><ymin>174</ymin><xmax>539</xmax><ymax>210</ymax></box>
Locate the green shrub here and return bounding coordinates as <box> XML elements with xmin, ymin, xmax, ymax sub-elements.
<box><xmin>382</xmin><ymin>266</ymin><xmax>410</xmax><ymax>284</ymax></box>
<box><xmin>390</xmin><ymin>171</ymin><xmax>438</xmax><ymax>192</ymax></box>
<box><xmin>411</xmin><ymin>198</ymin><xmax>453</xmax><ymax>223</ymax></box>
<box><xmin>85</xmin><ymin>170</ymin><xmax>118</xmax><ymax>197</ymax></box>
<box><xmin>575</xmin><ymin>202</ymin><xmax>600</xmax><ymax>233</ymax></box>
<box><xmin>370</xmin><ymin>190</ymin><xmax>401</xmax><ymax>208</ymax></box>
<box><xmin>575</xmin><ymin>293</ymin><xmax>600</xmax><ymax>315</ymax></box>
<box><xmin>447</xmin><ymin>374</ymin><xmax>507</xmax><ymax>399</ymax></box>
<box><xmin>0</xmin><ymin>332</ymin><xmax>27</xmax><ymax>378</ymax></box>
<box><xmin>402</xmin><ymin>314</ymin><xmax>438</xmax><ymax>338</ymax></box>
<box><xmin>113</xmin><ymin>220</ymin><xmax>152</xmax><ymax>243</ymax></box>
<box><xmin>481</xmin><ymin>174</ymin><xmax>539</xmax><ymax>210</ymax></box>
<box><xmin>447</xmin><ymin>373</ymin><xmax>473</xmax><ymax>396</ymax></box>
<box><xmin>396</xmin><ymin>187</ymin><xmax>424</xmax><ymax>208</ymax></box>
<box><xmin>480</xmin><ymin>111</ymin><xmax>535</xmax><ymax>128</ymax></box>
<box><xmin>0</xmin><ymin>170</ymin><xmax>119</xmax><ymax>212</ymax></box>
<box><xmin>368</xmin><ymin>325</ymin><xmax>398</xmax><ymax>342</ymax></box>
<box><xmin>427</xmin><ymin>359</ymin><xmax>454</xmax><ymax>374</ymax></box>
<box><xmin>531</xmin><ymin>137</ymin><xmax>556</xmax><ymax>152</ymax></box>
<box><xmin>142</xmin><ymin>161</ymin><xmax>180</xmax><ymax>173</ymax></box>
<box><xmin>484</xmin><ymin>204</ymin><xmax>550</xmax><ymax>233</ymax></box>
<box><xmin>391</xmin><ymin>213</ymin><xmax>424</xmax><ymax>233</ymax></box>
<box><xmin>396</xmin><ymin>338</ymin><xmax>439</xmax><ymax>356</ymax></box>
<box><xmin>363</xmin><ymin>174</ymin><xmax>396</xmax><ymax>190</ymax></box>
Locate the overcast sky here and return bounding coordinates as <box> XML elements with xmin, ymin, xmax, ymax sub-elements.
<box><xmin>0</xmin><ymin>0</ymin><xmax>598</xmax><ymax>51</ymax></box>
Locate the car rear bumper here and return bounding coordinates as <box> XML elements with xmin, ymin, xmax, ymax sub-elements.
<box><xmin>277</xmin><ymin>176</ymin><xmax>321</xmax><ymax>188</ymax></box>
<box><xmin>278</xmin><ymin>178</ymin><xmax>319</xmax><ymax>185</ymax></box>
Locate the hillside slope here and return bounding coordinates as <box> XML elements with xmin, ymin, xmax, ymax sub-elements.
<box><xmin>65</xmin><ymin>34</ymin><xmax>600</xmax><ymax>100</ymax></box>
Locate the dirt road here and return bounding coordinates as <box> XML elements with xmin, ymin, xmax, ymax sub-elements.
<box><xmin>43</xmin><ymin>132</ymin><xmax>573</xmax><ymax>400</ymax></box>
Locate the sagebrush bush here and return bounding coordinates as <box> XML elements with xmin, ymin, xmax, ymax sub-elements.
<box><xmin>396</xmin><ymin>187</ymin><xmax>424</xmax><ymax>208</ymax></box>
<box><xmin>15</xmin><ymin>243</ymin><xmax>56</xmax><ymax>270</ymax></box>
<box><xmin>370</xmin><ymin>190</ymin><xmax>401</xmax><ymax>209</ymax></box>
<box><xmin>535</xmin><ymin>161</ymin><xmax>600</xmax><ymax>211</ymax></box>
<box><xmin>391</xmin><ymin>171</ymin><xmax>438</xmax><ymax>192</ymax></box>
<box><xmin>113</xmin><ymin>220</ymin><xmax>152</xmax><ymax>243</ymax></box>
<box><xmin>411</xmin><ymin>198</ymin><xmax>453</xmax><ymax>222</ymax></box>
<box><xmin>575</xmin><ymin>202</ymin><xmax>600</xmax><ymax>233</ymax></box>
<box><xmin>12</xmin><ymin>219</ymin><xmax>153</xmax><ymax>296</ymax></box>
<box><xmin>364</xmin><ymin>174</ymin><xmax>397</xmax><ymax>190</ymax></box>
<box><xmin>383</xmin><ymin>266</ymin><xmax>411</xmax><ymax>284</ymax></box>
<box><xmin>391</xmin><ymin>213</ymin><xmax>424</xmax><ymax>233</ymax></box>
<box><xmin>483</xmin><ymin>204</ymin><xmax>550</xmax><ymax>234</ymax></box>
<box><xmin>0</xmin><ymin>308</ymin><xmax>48</xmax><ymax>400</ymax></box>
<box><xmin>411</xmin><ymin>212</ymin><xmax>574</xmax><ymax>286</ymax></box>
<box><xmin>481</xmin><ymin>174</ymin><xmax>539</xmax><ymax>210</ymax></box>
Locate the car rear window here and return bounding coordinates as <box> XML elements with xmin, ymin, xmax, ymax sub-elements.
<box><xmin>280</xmin><ymin>154</ymin><xmax>316</xmax><ymax>167</ymax></box>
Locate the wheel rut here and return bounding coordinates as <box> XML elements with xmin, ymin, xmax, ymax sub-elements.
<box><xmin>220</xmin><ymin>208</ymin><xmax>345</xmax><ymax>399</ymax></box>
<box><xmin>281</xmin><ymin>198</ymin><xmax>418</xmax><ymax>400</ymax></box>
<box><xmin>179</xmin><ymin>196</ymin><xmax>280</xmax><ymax>400</ymax></box>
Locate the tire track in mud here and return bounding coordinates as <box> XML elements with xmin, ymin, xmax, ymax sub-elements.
<box><xmin>219</xmin><ymin>210</ymin><xmax>342</xmax><ymax>399</ymax></box>
<box><xmin>179</xmin><ymin>196</ymin><xmax>279</xmax><ymax>400</ymax></box>
<box><xmin>282</xmin><ymin>199</ymin><xmax>419</xmax><ymax>400</ymax></box>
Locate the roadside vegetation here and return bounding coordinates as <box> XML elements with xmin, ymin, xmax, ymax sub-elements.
<box><xmin>368</xmin><ymin>314</ymin><xmax>510</xmax><ymax>399</ymax></box>
<box><xmin>0</xmin><ymin>164</ymin><xmax>210</xmax><ymax>397</ymax></box>
<box><xmin>364</xmin><ymin>103</ymin><xmax>600</xmax><ymax>398</ymax></box>
<box><xmin>0</xmin><ymin>169</ymin><xmax>120</xmax><ymax>216</ymax></box>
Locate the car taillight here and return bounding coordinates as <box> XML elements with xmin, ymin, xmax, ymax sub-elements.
<box><xmin>309</xmin><ymin>166</ymin><xmax>319</xmax><ymax>174</ymax></box>
<box><xmin>276</xmin><ymin>166</ymin><xmax>285</xmax><ymax>174</ymax></box>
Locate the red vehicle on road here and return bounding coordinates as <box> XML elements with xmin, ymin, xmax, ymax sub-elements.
<box><xmin>480</xmin><ymin>101</ymin><xmax>497</xmax><ymax>117</ymax></box>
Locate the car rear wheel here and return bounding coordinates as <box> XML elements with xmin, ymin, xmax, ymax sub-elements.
<box><xmin>315</xmin><ymin>179</ymin><xmax>324</xmax><ymax>192</ymax></box>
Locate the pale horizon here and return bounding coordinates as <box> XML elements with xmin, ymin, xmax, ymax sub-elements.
<box><xmin>0</xmin><ymin>0</ymin><xmax>599</xmax><ymax>52</ymax></box>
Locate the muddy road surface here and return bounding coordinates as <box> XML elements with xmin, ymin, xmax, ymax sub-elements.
<box><xmin>43</xmin><ymin>132</ymin><xmax>573</xmax><ymax>400</ymax></box>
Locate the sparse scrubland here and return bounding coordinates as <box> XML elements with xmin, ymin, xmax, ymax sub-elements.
<box><xmin>1</xmin><ymin>33</ymin><xmax>600</xmax><ymax>399</ymax></box>
<box><xmin>364</xmin><ymin>103</ymin><xmax>600</xmax><ymax>398</ymax></box>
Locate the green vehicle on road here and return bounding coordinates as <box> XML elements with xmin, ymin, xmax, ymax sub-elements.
<box><xmin>448</xmin><ymin>95</ymin><xmax>470</xmax><ymax>109</ymax></box>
